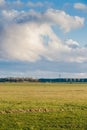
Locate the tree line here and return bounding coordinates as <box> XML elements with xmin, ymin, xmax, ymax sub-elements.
<box><xmin>0</xmin><ymin>77</ymin><xmax>87</xmax><ymax>83</ymax></box>
<box><xmin>0</xmin><ymin>77</ymin><xmax>39</xmax><ymax>82</ymax></box>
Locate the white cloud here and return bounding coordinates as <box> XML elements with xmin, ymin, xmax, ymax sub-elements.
<box><xmin>0</xmin><ymin>0</ymin><xmax>49</xmax><ymax>10</ymax></box>
<box><xmin>43</xmin><ymin>38</ymin><xmax>87</xmax><ymax>63</ymax></box>
<box><xmin>45</xmin><ymin>9</ymin><xmax>84</xmax><ymax>32</ymax></box>
<box><xmin>1</xmin><ymin>69</ymin><xmax>87</xmax><ymax>78</ymax></box>
<box><xmin>34</xmin><ymin>71</ymin><xmax>87</xmax><ymax>78</ymax></box>
<box><xmin>11</xmin><ymin>9</ymin><xmax>84</xmax><ymax>32</ymax></box>
<box><xmin>0</xmin><ymin>21</ymin><xmax>87</xmax><ymax>63</ymax></box>
<box><xmin>1</xmin><ymin>9</ymin><xmax>84</xmax><ymax>32</ymax></box>
<box><xmin>27</xmin><ymin>2</ymin><xmax>44</xmax><ymax>7</ymax></box>
<box><xmin>66</xmin><ymin>39</ymin><xmax>79</xmax><ymax>49</ymax></box>
<box><xmin>74</xmin><ymin>3</ymin><xmax>87</xmax><ymax>11</ymax></box>
<box><xmin>0</xmin><ymin>6</ymin><xmax>86</xmax><ymax>63</ymax></box>
<box><xmin>0</xmin><ymin>23</ymin><xmax>46</xmax><ymax>62</ymax></box>
<box><xmin>2</xmin><ymin>9</ymin><xmax>19</xmax><ymax>21</ymax></box>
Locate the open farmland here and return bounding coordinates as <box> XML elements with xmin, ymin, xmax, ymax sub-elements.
<box><xmin>0</xmin><ymin>83</ymin><xmax>87</xmax><ymax>130</ymax></box>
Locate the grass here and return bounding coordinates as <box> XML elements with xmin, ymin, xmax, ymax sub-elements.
<box><xmin>0</xmin><ymin>82</ymin><xmax>87</xmax><ymax>129</ymax></box>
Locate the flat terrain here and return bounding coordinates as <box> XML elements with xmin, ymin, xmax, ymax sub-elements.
<box><xmin>0</xmin><ymin>83</ymin><xmax>87</xmax><ymax>130</ymax></box>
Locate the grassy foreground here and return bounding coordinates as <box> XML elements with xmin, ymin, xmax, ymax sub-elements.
<box><xmin>0</xmin><ymin>83</ymin><xmax>87</xmax><ymax>130</ymax></box>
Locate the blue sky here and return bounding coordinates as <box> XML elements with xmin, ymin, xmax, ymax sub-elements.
<box><xmin>0</xmin><ymin>0</ymin><xmax>87</xmax><ymax>78</ymax></box>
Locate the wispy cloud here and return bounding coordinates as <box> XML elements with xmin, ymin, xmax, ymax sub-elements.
<box><xmin>27</xmin><ymin>2</ymin><xmax>44</xmax><ymax>7</ymax></box>
<box><xmin>74</xmin><ymin>3</ymin><xmax>87</xmax><ymax>11</ymax></box>
<box><xmin>0</xmin><ymin>0</ymin><xmax>51</xmax><ymax>10</ymax></box>
<box><xmin>1</xmin><ymin>69</ymin><xmax>87</xmax><ymax>78</ymax></box>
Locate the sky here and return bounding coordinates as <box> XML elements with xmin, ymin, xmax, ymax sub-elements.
<box><xmin>0</xmin><ymin>0</ymin><xmax>87</xmax><ymax>78</ymax></box>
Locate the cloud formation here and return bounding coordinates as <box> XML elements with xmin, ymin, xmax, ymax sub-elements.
<box><xmin>45</xmin><ymin>9</ymin><xmax>84</xmax><ymax>32</ymax></box>
<box><xmin>15</xmin><ymin>9</ymin><xmax>84</xmax><ymax>32</ymax></box>
<box><xmin>66</xmin><ymin>39</ymin><xmax>79</xmax><ymax>49</ymax></box>
<box><xmin>74</xmin><ymin>3</ymin><xmax>87</xmax><ymax>11</ymax></box>
<box><xmin>0</xmin><ymin>1</ymin><xmax>86</xmax><ymax>63</ymax></box>
<box><xmin>0</xmin><ymin>0</ymin><xmax>51</xmax><ymax>10</ymax></box>
<box><xmin>27</xmin><ymin>2</ymin><xmax>44</xmax><ymax>7</ymax></box>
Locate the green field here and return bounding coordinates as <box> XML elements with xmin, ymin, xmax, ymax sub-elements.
<box><xmin>0</xmin><ymin>83</ymin><xmax>87</xmax><ymax>130</ymax></box>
